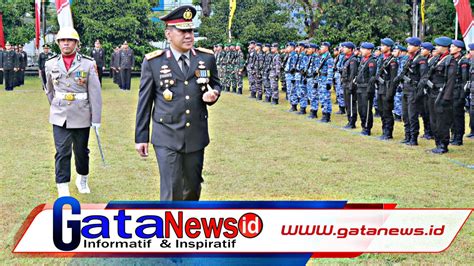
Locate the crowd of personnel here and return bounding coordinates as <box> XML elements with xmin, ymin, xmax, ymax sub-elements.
<box><xmin>214</xmin><ymin>37</ymin><xmax>474</xmax><ymax>154</ymax></box>
<box><xmin>1</xmin><ymin>39</ymin><xmax>135</xmax><ymax>91</ymax></box>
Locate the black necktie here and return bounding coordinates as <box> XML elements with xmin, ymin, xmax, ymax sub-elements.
<box><xmin>180</xmin><ymin>54</ymin><xmax>189</xmax><ymax>75</ymax></box>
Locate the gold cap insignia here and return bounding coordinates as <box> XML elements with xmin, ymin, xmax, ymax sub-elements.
<box><xmin>183</xmin><ymin>9</ymin><xmax>193</xmax><ymax>20</ymax></box>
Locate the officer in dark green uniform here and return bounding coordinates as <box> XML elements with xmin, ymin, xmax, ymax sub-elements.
<box><xmin>1</xmin><ymin>42</ymin><xmax>19</xmax><ymax>91</ymax></box>
<box><xmin>135</xmin><ymin>5</ymin><xmax>221</xmax><ymax>201</ymax></box>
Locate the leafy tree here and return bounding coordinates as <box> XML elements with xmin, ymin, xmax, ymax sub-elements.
<box><xmin>0</xmin><ymin>0</ymin><xmax>35</xmax><ymax>45</ymax></box>
<box><xmin>71</xmin><ymin>0</ymin><xmax>165</xmax><ymax>68</ymax></box>
<box><xmin>196</xmin><ymin>0</ymin><xmax>299</xmax><ymax>51</ymax></box>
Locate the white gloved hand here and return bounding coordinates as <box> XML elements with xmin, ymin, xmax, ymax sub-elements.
<box><xmin>92</xmin><ymin>123</ymin><xmax>101</xmax><ymax>129</ymax></box>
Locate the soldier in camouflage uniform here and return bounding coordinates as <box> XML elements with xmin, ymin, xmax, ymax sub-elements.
<box><xmin>268</xmin><ymin>43</ymin><xmax>281</xmax><ymax>104</ymax></box>
<box><xmin>262</xmin><ymin>44</ymin><xmax>273</xmax><ymax>102</ymax></box>
<box><xmin>246</xmin><ymin>41</ymin><xmax>256</xmax><ymax>98</ymax></box>
<box><xmin>228</xmin><ymin>44</ymin><xmax>238</xmax><ymax>93</ymax></box>
<box><xmin>280</xmin><ymin>45</ymin><xmax>288</xmax><ymax>97</ymax></box>
<box><xmin>234</xmin><ymin>43</ymin><xmax>245</xmax><ymax>94</ymax></box>
<box><xmin>295</xmin><ymin>43</ymin><xmax>309</xmax><ymax>114</ymax></box>
<box><xmin>307</xmin><ymin>43</ymin><xmax>321</xmax><ymax>119</ymax></box>
<box><xmin>221</xmin><ymin>44</ymin><xmax>232</xmax><ymax>91</ymax></box>
<box><xmin>215</xmin><ymin>44</ymin><xmax>224</xmax><ymax>87</ymax></box>
<box><xmin>253</xmin><ymin>43</ymin><xmax>265</xmax><ymax>100</ymax></box>
<box><xmin>285</xmin><ymin>42</ymin><xmax>298</xmax><ymax>111</ymax></box>
<box><xmin>333</xmin><ymin>45</ymin><xmax>346</xmax><ymax>114</ymax></box>
<box><xmin>316</xmin><ymin>42</ymin><xmax>335</xmax><ymax>122</ymax></box>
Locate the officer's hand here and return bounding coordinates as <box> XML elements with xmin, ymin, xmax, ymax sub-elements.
<box><xmin>92</xmin><ymin>123</ymin><xmax>101</xmax><ymax>129</ymax></box>
<box><xmin>203</xmin><ymin>89</ymin><xmax>219</xmax><ymax>103</ymax></box>
<box><xmin>135</xmin><ymin>143</ymin><xmax>149</xmax><ymax>157</ymax></box>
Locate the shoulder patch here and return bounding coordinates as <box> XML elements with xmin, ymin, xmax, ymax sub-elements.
<box><xmin>46</xmin><ymin>54</ymin><xmax>59</xmax><ymax>61</ymax></box>
<box><xmin>81</xmin><ymin>55</ymin><xmax>94</xmax><ymax>61</ymax></box>
<box><xmin>195</xmin><ymin>47</ymin><xmax>214</xmax><ymax>55</ymax></box>
<box><xmin>145</xmin><ymin>49</ymin><xmax>164</xmax><ymax>60</ymax></box>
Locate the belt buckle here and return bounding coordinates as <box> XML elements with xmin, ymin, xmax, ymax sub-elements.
<box><xmin>64</xmin><ymin>93</ymin><xmax>75</xmax><ymax>101</ymax></box>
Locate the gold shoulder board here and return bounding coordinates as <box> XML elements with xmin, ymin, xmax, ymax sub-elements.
<box><xmin>196</xmin><ymin>47</ymin><xmax>214</xmax><ymax>55</ymax></box>
<box><xmin>145</xmin><ymin>50</ymin><xmax>164</xmax><ymax>60</ymax></box>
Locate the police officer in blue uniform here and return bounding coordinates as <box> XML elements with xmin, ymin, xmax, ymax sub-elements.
<box><xmin>284</xmin><ymin>42</ymin><xmax>298</xmax><ymax>111</ymax></box>
<box><xmin>316</xmin><ymin>42</ymin><xmax>334</xmax><ymax>122</ymax></box>
<box><xmin>135</xmin><ymin>5</ymin><xmax>221</xmax><ymax>201</ymax></box>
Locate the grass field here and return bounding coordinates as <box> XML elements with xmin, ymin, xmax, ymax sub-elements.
<box><xmin>0</xmin><ymin>77</ymin><xmax>472</xmax><ymax>265</ymax></box>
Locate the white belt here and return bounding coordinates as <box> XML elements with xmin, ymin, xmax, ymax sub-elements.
<box><xmin>55</xmin><ymin>92</ymin><xmax>88</xmax><ymax>101</ymax></box>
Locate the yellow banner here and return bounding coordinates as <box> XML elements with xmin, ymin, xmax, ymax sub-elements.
<box><xmin>228</xmin><ymin>0</ymin><xmax>237</xmax><ymax>31</ymax></box>
<box><xmin>421</xmin><ymin>0</ymin><xmax>425</xmax><ymax>25</ymax></box>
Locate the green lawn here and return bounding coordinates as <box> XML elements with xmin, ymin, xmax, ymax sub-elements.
<box><xmin>0</xmin><ymin>77</ymin><xmax>472</xmax><ymax>265</ymax></box>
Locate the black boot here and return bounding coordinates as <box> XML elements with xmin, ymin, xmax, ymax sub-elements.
<box><xmin>320</xmin><ymin>113</ymin><xmax>330</xmax><ymax>123</ymax></box>
<box><xmin>379</xmin><ymin>128</ymin><xmax>389</xmax><ymax>140</ymax></box>
<box><xmin>361</xmin><ymin>128</ymin><xmax>371</xmax><ymax>136</ymax></box>
<box><xmin>344</xmin><ymin>121</ymin><xmax>355</xmax><ymax>129</ymax></box>
<box><xmin>432</xmin><ymin>143</ymin><xmax>448</xmax><ymax>154</ymax></box>
<box><xmin>297</xmin><ymin>107</ymin><xmax>306</xmax><ymax>115</ymax></box>
<box><xmin>271</xmin><ymin>98</ymin><xmax>279</xmax><ymax>105</ymax></box>
<box><xmin>257</xmin><ymin>94</ymin><xmax>262</xmax><ymax>101</ymax></box>
<box><xmin>249</xmin><ymin>92</ymin><xmax>256</xmax><ymax>98</ymax></box>
<box><xmin>336</xmin><ymin>106</ymin><xmax>346</xmax><ymax>115</ymax></box>
<box><xmin>451</xmin><ymin>134</ymin><xmax>463</xmax><ymax>146</ymax></box>
<box><xmin>238</xmin><ymin>89</ymin><xmax>242</xmax><ymax>94</ymax></box>
<box><xmin>400</xmin><ymin>132</ymin><xmax>410</xmax><ymax>144</ymax></box>
<box><xmin>264</xmin><ymin>96</ymin><xmax>271</xmax><ymax>102</ymax></box>
<box><xmin>408</xmin><ymin>134</ymin><xmax>418</xmax><ymax>146</ymax></box>
<box><xmin>288</xmin><ymin>105</ymin><xmax>297</xmax><ymax>112</ymax></box>
<box><xmin>374</xmin><ymin>109</ymin><xmax>381</xmax><ymax>118</ymax></box>
<box><xmin>307</xmin><ymin>110</ymin><xmax>317</xmax><ymax>119</ymax></box>
<box><xmin>467</xmin><ymin>132</ymin><xmax>474</xmax><ymax>138</ymax></box>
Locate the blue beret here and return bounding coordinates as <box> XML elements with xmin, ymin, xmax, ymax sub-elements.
<box><xmin>360</xmin><ymin>42</ymin><xmax>375</xmax><ymax>49</ymax></box>
<box><xmin>434</xmin><ymin>36</ymin><xmax>452</xmax><ymax>47</ymax></box>
<box><xmin>287</xmin><ymin>41</ymin><xmax>296</xmax><ymax>47</ymax></box>
<box><xmin>421</xmin><ymin>42</ymin><xmax>434</xmax><ymax>51</ymax></box>
<box><xmin>264</xmin><ymin>43</ymin><xmax>271</xmax><ymax>48</ymax></box>
<box><xmin>309</xmin><ymin>43</ymin><xmax>318</xmax><ymax>49</ymax></box>
<box><xmin>381</xmin><ymin>37</ymin><xmax>394</xmax><ymax>47</ymax></box>
<box><xmin>298</xmin><ymin>42</ymin><xmax>306</xmax><ymax>47</ymax></box>
<box><xmin>321</xmin><ymin>41</ymin><xmax>331</xmax><ymax>47</ymax></box>
<box><xmin>469</xmin><ymin>43</ymin><xmax>474</xmax><ymax>50</ymax></box>
<box><xmin>405</xmin><ymin>37</ymin><xmax>421</xmax><ymax>46</ymax></box>
<box><xmin>256</xmin><ymin>42</ymin><xmax>262</xmax><ymax>47</ymax></box>
<box><xmin>452</xmin><ymin>40</ymin><xmax>465</xmax><ymax>49</ymax></box>
<box><xmin>342</xmin><ymin>41</ymin><xmax>355</xmax><ymax>49</ymax></box>
<box><xmin>400</xmin><ymin>45</ymin><xmax>407</xmax><ymax>52</ymax></box>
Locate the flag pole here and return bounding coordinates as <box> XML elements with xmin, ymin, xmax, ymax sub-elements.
<box><xmin>455</xmin><ymin>13</ymin><xmax>458</xmax><ymax>40</ymax></box>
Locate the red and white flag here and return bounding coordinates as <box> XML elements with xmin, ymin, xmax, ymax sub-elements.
<box><xmin>0</xmin><ymin>12</ymin><xmax>5</xmax><ymax>48</ymax></box>
<box><xmin>35</xmin><ymin>0</ymin><xmax>41</xmax><ymax>49</ymax></box>
<box><xmin>454</xmin><ymin>0</ymin><xmax>473</xmax><ymax>45</ymax></box>
<box><xmin>55</xmin><ymin>0</ymin><xmax>74</xmax><ymax>28</ymax></box>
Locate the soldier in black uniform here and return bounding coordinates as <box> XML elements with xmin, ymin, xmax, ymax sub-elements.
<box><xmin>376</xmin><ymin>38</ymin><xmax>398</xmax><ymax>140</ymax></box>
<box><xmin>91</xmin><ymin>39</ymin><xmax>106</xmax><ymax>84</ymax></box>
<box><xmin>18</xmin><ymin>45</ymin><xmax>27</xmax><ymax>86</ymax></box>
<box><xmin>111</xmin><ymin>46</ymin><xmax>121</xmax><ymax>87</ymax></box>
<box><xmin>135</xmin><ymin>5</ymin><xmax>221</xmax><ymax>201</ymax></box>
<box><xmin>1</xmin><ymin>42</ymin><xmax>19</xmax><ymax>91</ymax></box>
<box><xmin>394</xmin><ymin>37</ymin><xmax>428</xmax><ymax>145</ymax></box>
<box><xmin>418</xmin><ymin>42</ymin><xmax>435</xmax><ymax>140</ymax></box>
<box><xmin>468</xmin><ymin>43</ymin><xmax>474</xmax><ymax>139</ymax></box>
<box><xmin>449</xmin><ymin>40</ymin><xmax>469</xmax><ymax>146</ymax></box>
<box><xmin>38</xmin><ymin>44</ymin><xmax>53</xmax><ymax>87</ymax></box>
<box><xmin>341</xmin><ymin>41</ymin><xmax>359</xmax><ymax>129</ymax></box>
<box><xmin>119</xmin><ymin>41</ymin><xmax>134</xmax><ymax>90</ymax></box>
<box><xmin>355</xmin><ymin>42</ymin><xmax>376</xmax><ymax>135</ymax></box>
<box><xmin>425</xmin><ymin>37</ymin><xmax>457</xmax><ymax>154</ymax></box>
